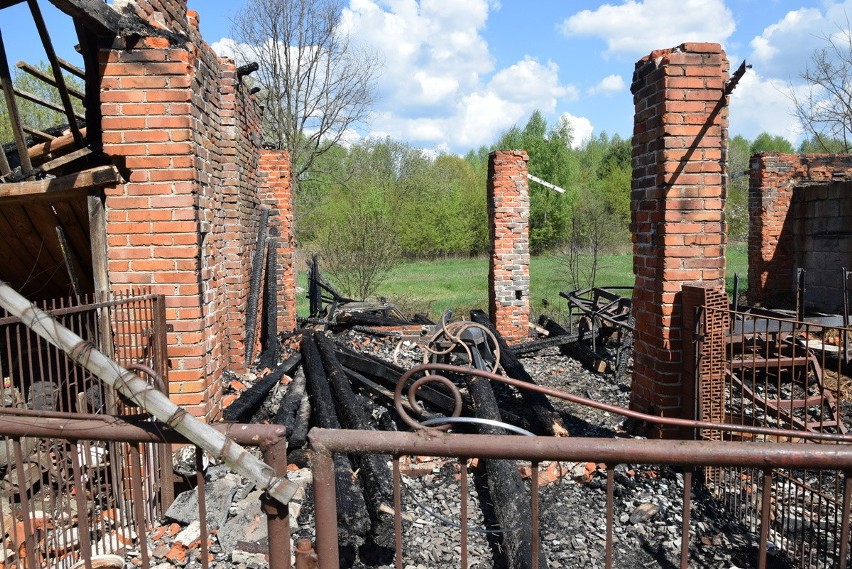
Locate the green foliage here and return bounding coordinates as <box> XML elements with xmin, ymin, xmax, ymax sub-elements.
<box><xmin>798</xmin><ymin>136</ymin><xmax>848</xmax><ymax>153</ymax></box>
<box><xmin>727</xmin><ymin>135</ymin><xmax>751</xmax><ymax>243</ymax></box>
<box><xmin>749</xmin><ymin>132</ymin><xmax>794</xmax><ymax>154</ymax></box>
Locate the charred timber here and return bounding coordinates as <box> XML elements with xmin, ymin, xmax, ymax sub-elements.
<box><xmin>469</xmin><ymin>310</ymin><xmax>569</xmax><ymax>437</ymax></box>
<box><xmin>316</xmin><ymin>333</ymin><xmax>395</xmax><ymax>549</ymax></box>
<box><xmin>300</xmin><ymin>333</ymin><xmax>370</xmax><ymax>546</ymax></box>
<box><xmin>222</xmin><ymin>354</ymin><xmax>301</xmax><ymax>423</ymax></box>
<box><xmin>539</xmin><ymin>316</ymin><xmax>608</xmax><ymax>374</ymax></box>
<box><xmin>464</xmin><ymin>371</ymin><xmax>548</xmax><ymax>569</ymax></box>
<box><xmin>273</xmin><ymin>366</ymin><xmax>309</xmax><ymax>449</ymax></box>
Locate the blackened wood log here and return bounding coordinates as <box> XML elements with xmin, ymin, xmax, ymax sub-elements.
<box><xmin>333</xmin><ymin>345</ymin><xmax>457</xmax><ymax>414</ymax></box>
<box><xmin>510</xmin><ymin>333</ymin><xmax>579</xmax><ymax>356</ymax></box>
<box><xmin>244</xmin><ymin>208</ymin><xmax>269</xmax><ymax>364</ymax></box>
<box><xmin>411</xmin><ymin>313</ymin><xmax>435</xmax><ymax>325</ymax></box>
<box><xmin>301</xmin><ymin>333</ymin><xmax>370</xmax><ymax>546</ymax></box>
<box><xmin>465</xmin><ymin>373</ymin><xmax>548</xmax><ymax>569</ymax></box>
<box><xmin>222</xmin><ymin>353</ymin><xmax>300</xmax><ymax>423</ymax></box>
<box><xmin>539</xmin><ymin>316</ymin><xmax>609</xmax><ymax>373</ymax></box>
<box><xmin>289</xmin><ymin>391</ymin><xmax>310</xmax><ymax>450</ymax></box>
<box><xmin>273</xmin><ymin>366</ymin><xmax>309</xmax><ymax>449</ymax></box>
<box><xmin>316</xmin><ymin>333</ymin><xmax>395</xmax><ymax>549</ymax></box>
<box><xmin>258</xmin><ymin>236</ymin><xmax>279</xmax><ymax>370</ymax></box>
<box><xmin>469</xmin><ymin>310</ymin><xmax>569</xmax><ymax>437</ymax></box>
<box><xmin>335</xmin><ymin>312</ymin><xmax>409</xmax><ymax>328</ymax></box>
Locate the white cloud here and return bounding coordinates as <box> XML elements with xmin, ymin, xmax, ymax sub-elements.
<box><xmin>728</xmin><ymin>69</ymin><xmax>803</xmax><ymax>143</ymax></box>
<box><xmin>748</xmin><ymin>7</ymin><xmax>827</xmax><ymax>79</ymax></box>
<box><xmin>588</xmin><ymin>74</ymin><xmax>625</xmax><ymax>95</ymax></box>
<box><xmin>559</xmin><ymin>113</ymin><xmax>594</xmax><ymax>149</ymax></box>
<box><xmin>560</xmin><ymin>0</ymin><xmax>735</xmax><ymax>57</ymax></box>
<box><xmin>344</xmin><ymin>0</ymin><xmax>576</xmax><ymax>151</ymax></box>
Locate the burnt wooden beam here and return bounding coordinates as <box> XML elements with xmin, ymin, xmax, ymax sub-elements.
<box><xmin>316</xmin><ymin>332</ymin><xmax>395</xmax><ymax>549</ymax></box>
<box><xmin>539</xmin><ymin>316</ymin><xmax>609</xmax><ymax>374</ymax></box>
<box><xmin>465</xmin><ymin>372</ymin><xmax>548</xmax><ymax>569</ymax></box>
<box><xmin>56</xmin><ymin>56</ymin><xmax>84</xmax><ymax>79</ymax></box>
<box><xmin>0</xmin><ymin>30</ymin><xmax>34</xmax><ymax>178</ymax></box>
<box><xmin>46</xmin><ymin>0</ymin><xmax>124</xmax><ymax>36</ymax></box>
<box><xmin>22</xmin><ymin>126</ymin><xmax>56</xmax><ymax>143</ymax></box>
<box><xmin>258</xmin><ymin>237</ymin><xmax>279</xmax><ymax>370</ymax></box>
<box><xmin>13</xmin><ymin>88</ymin><xmax>86</xmax><ymax>122</ymax></box>
<box><xmin>273</xmin><ymin>365</ymin><xmax>310</xmax><ymax>449</ymax></box>
<box><xmin>0</xmin><ymin>165</ymin><xmax>122</xmax><ymax>205</ymax></box>
<box><xmin>222</xmin><ymin>354</ymin><xmax>301</xmax><ymax>423</ymax></box>
<box><xmin>28</xmin><ymin>127</ymin><xmax>87</xmax><ymax>164</ymax></box>
<box><xmin>245</xmin><ymin>208</ymin><xmax>269</xmax><ymax>364</ymax></box>
<box><xmin>38</xmin><ymin>146</ymin><xmax>92</xmax><ymax>174</ymax></box>
<box><xmin>469</xmin><ymin>310</ymin><xmax>569</xmax><ymax>437</ymax></box>
<box><xmin>301</xmin><ymin>333</ymin><xmax>370</xmax><ymax>547</ymax></box>
<box><xmin>27</xmin><ymin>0</ymin><xmax>84</xmax><ymax>147</ymax></box>
<box><xmin>15</xmin><ymin>61</ymin><xmax>86</xmax><ymax>100</ymax></box>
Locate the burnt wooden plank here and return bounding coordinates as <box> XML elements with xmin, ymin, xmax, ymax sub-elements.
<box><xmin>0</xmin><ymin>165</ymin><xmax>120</xmax><ymax>204</ymax></box>
<box><xmin>469</xmin><ymin>310</ymin><xmax>569</xmax><ymax>437</ymax></box>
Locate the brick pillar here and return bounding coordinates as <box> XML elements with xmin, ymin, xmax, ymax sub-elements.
<box><xmin>259</xmin><ymin>149</ymin><xmax>297</xmax><ymax>333</ymax></box>
<box><xmin>488</xmin><ymin>150</ymin><xmax>530</xmax><ymax>343</ymax></box>
<box><xmin>629</xmin><ymin>43</ymin><xmax>729</xmax><ymax>435</ymax></box>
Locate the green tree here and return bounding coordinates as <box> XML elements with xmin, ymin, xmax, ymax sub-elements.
<box><xmin>749</xmin><ymin>132</ymin><xmax>794</xmax><ymax>154</ymax></box>
<box><xmin>727</xmin><ymin>134</ymin><xmax>751</xmax><ymax>243</ymax></box>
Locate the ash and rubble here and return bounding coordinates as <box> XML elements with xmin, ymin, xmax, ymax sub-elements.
<box><xmin>140</xmin><ymin>325</ymin><xmax>796</xmax><ymax>569</ymax></box>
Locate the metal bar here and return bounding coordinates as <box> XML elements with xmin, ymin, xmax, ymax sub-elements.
<box><xmin>757</xmin><ymin>470</ymin><xmax>773</xmax><ymax>569</ymax></box>
<box><xmin>131</xmin><ymin>443</ymin><xmax>151</xmax><ymax>569</ymax></box>
<box><xmin>312</xmin><ymin>447</ymin><xmax>339</xmax><ymax>568</ymax></box>
<box><xmin>460</xmin><ymin>458</ymin><xmax>468</xmax><ymax>569</ymax></box>
<box><xmin>395</xmin><ymin>363</ymin><xmax>852</xmax><ymax>444</ymax></box>
<box><xmin>27</xmin><ymin>0</ymin><xmax>85</xmax><ymax>145</ymax></box>
<box><xmin>530</xmin><ymin>460</ymin><xmax>540</xmax><ymax>569</ymax></box>
<box><xmin>263</xmin><ymin>436</ymin><xmax>292</xmax><ymax>569</ymax></box>
<box><xmin>14</xmin><ymin>438</ymin><xmax>39</xmax><ymax>569</ymax></box>
<box><xmin>310</xmin><ymin>428</ymin><xmax>852</xmax><ymax>470</ymax></box>
<box><xmin>605</xmin><ymin>466</ymin><xmax>614</xmax><ymax>569</ymax></box>
<box><xmin>839</xmin><ymin>472</ymin><xmax>852</xmax><ymax>569</ymax></box>
<box><xmin>393</xmin><ymin>455</ymin><xmax>403</xmax><ymax>569</ymax></box>
<box><xmin>196</xmin><ymin>447</ymin><xmax>210</xmax><ymax>569</ymax></box>
<box><xmin>680</xmin><ymin>469</ymin><xmax>692</xmax><ymax>569</ymax></box>
<box><xmin>70</xmin><ymin>442</ymin><xmax>94</xmax><ymax>568</ymax></box>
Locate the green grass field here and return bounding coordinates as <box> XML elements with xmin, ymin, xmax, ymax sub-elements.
<box><xmin>297</xmin><ymin>244</ymin><xmax>749</xmax><ymax>320</ymax></box>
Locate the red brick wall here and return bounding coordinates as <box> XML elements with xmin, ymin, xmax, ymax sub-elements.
<box><xmin>629</xmin><ymin>43</ymin><xmax>729</xmax><ymax>432</ymax></box>
<box><xmin>488</xmin><ymin>150</ymin><xmax>530</xmax><ymax>344</ymax></box>
<box><xmin>748</xmin><ymin>153</ymin><xmax>852</xmax><ymax>307</ymax></box>
<box><xmin>99</xmin><ymin>1</ymin><xmax>293</xmax><ymax>419</ymax></box>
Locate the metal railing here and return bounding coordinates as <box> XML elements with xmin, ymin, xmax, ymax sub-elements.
<box><xmin>705</xmin><ymin>306</ymin><xmax>852</xmax><ymax>568</ymax></box>
<box><xmin>0</xmin><ymin>414</ymin><xmax>294</xmax><ymax>569</ymax></box>
<box><xmin>309</xmin><ymin>428</ymin><xmax>852</xmax><ymax>569</ymax></box>
<box><xmin>0</xmin><ymin>292</ymin><xmax>175</xmax><ymax>568</ymax></box>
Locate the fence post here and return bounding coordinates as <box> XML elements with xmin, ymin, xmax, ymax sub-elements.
<box><xmin>263</xmin><ymin>434</ymin><xmax>292</xmax><ymax>569</ymax></box>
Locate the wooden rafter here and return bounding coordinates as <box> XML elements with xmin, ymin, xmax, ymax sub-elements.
<box><xmin>0</xmin><ymin>165</ymin><xmax>123</xmax><ymax>205</ymax></box>
<box><xmin>46</xmin><ymin>0</ymin><xmax>123</xmax><ymax>36</ymax></box>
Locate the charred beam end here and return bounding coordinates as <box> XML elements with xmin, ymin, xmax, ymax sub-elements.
<box><xmin>465</xmin><ymin>373</ymin><xmax>548</xmax><ymax>569</ymax></box>
<box><xmin>237</xmin><ymin>62</ymin><xmax>259</xmax><ymax>80</ymax></box>
<box><xmin>222</xmin><ymin>354</ymin><xmax>300</xmax><ymax>423</ymax></box>
<box><xmin>469</xmin><ymin>310</ymin><xmax>569</xmax><ymax>437</ymax></box>
<box><xmin>316</xmin><ymin>332</ymin><xmax>395</xmax><ymax>550</ymax></box>
<box><xmin>300</xmin><ymin>332</ymin><xmax>370</xmax><ymax>546</ymax></box>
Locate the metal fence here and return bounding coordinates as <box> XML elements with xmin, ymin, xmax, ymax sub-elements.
<box><xmin>0</xmin><ymin>292</ymin><xmax>174</xmax><ymax>568</ymax></box>
<box><xmin>699</xmin><ymin>306</ymin><xmax>852</xmax><ymax>569</ymax></box>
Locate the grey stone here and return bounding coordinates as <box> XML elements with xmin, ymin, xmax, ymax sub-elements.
<box><xmin>165</xmin><ymin>473</ymin><xmax>239</xmax><ymax>529</ymax></box>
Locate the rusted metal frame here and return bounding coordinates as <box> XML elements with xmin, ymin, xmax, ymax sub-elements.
<box><xmin>0</xmin><ymin>292</ymin><xmax>164</xmax><ymax>326</ymax></box>
<box><xmin>757</xmin><ymin>470</ymin><xmax>773</xmax><ymax>569</ymax></box>
<box><xmin>395</xmin><ymin>362</ymin><xmax>852</xmax><ymax>444</ymax></box>
<box><xmin>0</xmin><ymin>30</ymin><xmax>34</xmax><ymax>178</ymax></box>
<box><xmin>311</xmin><ymin>429</ymin><xmax>852</xmax><ymax>567</ymax></box>
<box><xmin>605</xmin><ymin>467</ymin><xmax>614</xmax><ymax>569</ymax></box>
<box><xmin>261</xmin><ymin>435</ymin><xmax>291</xmax><ymax>569</ymax></box>
<box><xmin>312</xmin><ymin>443</ymin><xmax>339</xmax><ymax>568</ymax></box>
<box><xmin>680</xmin><ymin>469</ymin><xmax>693</xmax><ymax>569</ymax></box>
<box><xmin>839</xmin><ymin>472</ymin><xmax>852</xmax><ymax>569</ymax></box>
<box><xmin>14</xmin><ymin>438</ymin><xmax>39</xmax><ymax>569</ymax></box>
<box><xmin>393</xmin><ymin>454</ymin><xmax>403</xmax><ymax>569</ymax></box>
<box><xmin>70</xmin><ymin>440</ymin><xmax>94</xmax><ymax>568</ymax></box>
<box><xmin>531</xmin><ymin>459</ymin><xmax>540</xmax><ymax>568</ymax></box>
<box><xmin>460</xmin><ymin>458</ymin><xmax>469</xmax><ymax>569</ymax></box>
<box><xmin>130</xmin><ymin>443</ymin><xmax>151</xmax><ymax>569</ymax></box>
<box><xmin>196</xmin><ymin>447</ymin><xmax>210</xmax><ymax>569</ymax></box>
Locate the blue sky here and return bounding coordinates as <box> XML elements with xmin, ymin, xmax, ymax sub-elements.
<box><xmin>1</xmin><ymin>0</ymin><xmax>850</xmax><ymax>153</ymax></box>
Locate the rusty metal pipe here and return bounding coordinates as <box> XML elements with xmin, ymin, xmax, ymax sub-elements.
<box><xmin>263</xmin><ymin>436</ymin><xmax>292</xmax><ymax>569</ymax></box>
<box><xmin>397</xmin><ymin>363</ymin><xmax>852</xmax><ymax>443</ymax></box>
<box><xmin>309</xmin><ymin>428</ymin><xmax>852</xmax><ymax>471</ymax></box>
<box><xmin>311</xmin><ymin>445</ymin><xmax>339</xmax><ymax>568</ymax></box>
